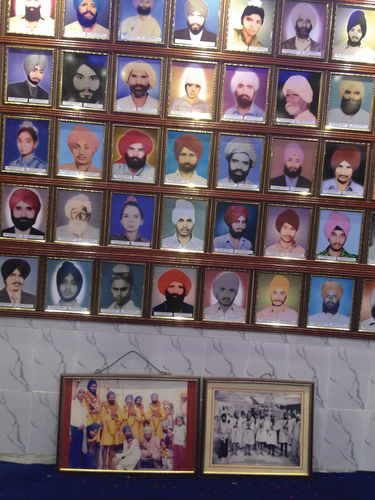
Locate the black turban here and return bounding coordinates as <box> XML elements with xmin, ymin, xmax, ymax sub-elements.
<box><xmin>347</xmin><ymin>10</ymin><xmax>366</xmax><ymax>38</ymax></box>
<box><xmin>275</xmin><ymin>209</ymin><xmax>300</xmax><ymax>232</ymax></box>
<box><xmin>1</xmin><ymin>259</ymin><xmax>30</xmax><ymax>281</ymax></box>
<box><xmin>56</xmin><ymin>261</ymin><xmax>83</xmax><ymax>293</ymax></box>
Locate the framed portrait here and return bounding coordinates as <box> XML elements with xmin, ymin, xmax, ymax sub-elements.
<box><xmin>2</xmin><ymin>115</ymin><xmax>51</xmax><ymax>175</ymax></box>
<box><xmin>216</xmin><ymin>133</ymin><xmax>264</xmax><ymax>191</ymax></box>
<box><xmin>60</xmin><ymin>50</ymin><xmax>108</xmax><ymax>111</ymax></box>
<box><xmin>114</xmin><ymin>55</ymin><xmax>163</xmax><ymax>115</ymax></box>
<box><xmin>320</xmin><ymin>141</ymin><xmax>368</xmax><ymax>198</ymax></box>
<box><xmin>7</xmin><ymin>0</ymin><xmax>56</xmax><ymax>36</ymax></box>
<box><xmin>54</xmin><ymin>188</ymin><xmax>102</xmax><ymax>245</ymax></box>
<box><xmin>45</xmin><ymin>258</ymin><xmax>92</xmax><ymax>313</ymax></box>
<box><xmin>1</xmin><ymin>184</ymin><xmax>48</xmax><ymax>242</ymax></box>
<box><xmin>274</xmin><ymin>68</ymin><xmax>322</xmax><ymax>127</ymax></box>
<box><xmin>332</xmin><ymin>4</ymin><xmax>375</xmax><ymax>64</ymax></box>
<box><xmin>57</xmin><ymin>374</ymin><xmax>200</xmax><ymax>473</ymax></box>
<box><xmin>225</xmin><ymin>0</ymin><xmax>276</xmax><ymax>54</ymax></box>
<box><xmin>307</xmin><ymin>275</ymin><xmax>354</xmax><ymax>330</ymax></box>
<box><xmin>264</xmin><ymin>205</ymin><xmax>312</xmax><ymax>260</ymax></box>
<box><xmin>108</xmin><ymin>193</ymin><xmax>156</xmax><ymax>248</ymax></box>
<box><xmin>171</xmin><ymin>0</ymin><xmax>222</xmax><ymax>50</ymax></box>
<box><xmin>62</xmin><ymin>0</ymin><xmax>111</xmax><ymax>40</ymax></box>
<box><xmin>202</xmin><ymin>377</ymin><xmax>314</xmax><ymax>477</ymax></box>
<box><xmin>254</xmin><ymin>272</ymin><xmax>302</xmax><ymax>327</ymax></box>
<box><xmin>168</xmin><ymin>59</ymin><xmax>217</xmax><ymax>120</ymax></box>
<box><xmin>56</xmin><ymin>120</ymin><xmax>105</xmax><ymax>179</ymax></box>
<box><xmin>163</xmin><ymin>129</ymin><xmax>212</xmax><ymax>188</ymax></box>
<box><xmin>151</xmin><ymin>265</ymin><xmax>197</xmax><ymax>319</ymax></box>
<box><xmin>315</xmin><ymin>208</ymin><xmax>363</xmax><ymax>263</ymax></box>
<box><xmin>279</xmin><ymin>0</ymin><xmax>328</xmax><ymax>58</ymax></box>
<box><xmin>5</xmin><ymin>46</ymin><xmax>53</xmax><ymax>106</ymax></box>
<box><xmin>358</xmin><ymin>280</ymin><xmax>375</xmax><ymax>332</ymax></box>
<box><xmin>326</xmin><ymin>73</ymin><xmax>374</xmax><ymax>131</ymax></box>
<box><xmin>118</xmin><ymin>0</ymin><xmax>167</xmax><ymax>44</ymax></box>
<box><xmin>220</xmin><ymin>64</ymin><xmax>269</xmax><ymax>123</ymax></box>
<box><xmin>98</xmin><ymin>261</ymin><xmax>145</xmax><ymax>316</ymax></box>
<box><xmin>160</xmin><ymin>197</ymin><xmax>207</xmax><ymax>253</ymax></box>
<box><xmin>212</xmin><ymin>201</ymin><xmax>258</xmax><ymax>255</ymax></box>
<box><xmin>203</xmin><ymin>269</ymin><xmax>249</xmax><ymax>323</ymax></box>
<box><xmin>0</xmin><ymin>255</ymin><xmax>39</xmax><ymax>310</ymax></box>
<box><xmin>367</xmin><ymin>213</ymin><xmax>375</xmax><ymax>265</ymax></box>
<box><xmin>268</xmin><ymin>137</ymin><xmax>317</xmax><ymax>195</ymax></box>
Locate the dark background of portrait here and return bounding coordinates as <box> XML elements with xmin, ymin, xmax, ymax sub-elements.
<box><xmin>64</xmin><ymin>0</ymin><xmax>110</xmax><ymax>27</ymax></box>
<box><xmin>9</xmin><ymin>0</ymin><xmax>56</xmax><ymax>18</ymax></box>
<box><xmin>173</xmin><ymin>0</ymin><xmax>220</xmax><ymax>34</ymax></box>
<box><xmin>275</xmin><ymin>70</ymin><xmax>321</xmax><ymax>120</ymax></box>
<box><xmin>316</xmin><ymin>209</ymin><xmax>363</xmax><ymax>256</ymax></box>
<box><xmin>214</xmin><ymin>201</ymin><xmax>258</xmax><ymax>246</ymax></box>
<box><xmin>55</xmin><ymin>189</ymin><xmax>102</xmax><ymax>230</ymax></box>
<box><xmin>334</xmin><ymin>6</ymin><xmax>375</xmax><ymax>52</ymax></box>
<box><xmin>152</xmin><ymin>265</ymin><xmax>197</xmax><ymax>310</ymax></box>
<box><xmin>109</xmin><ymin>193</ymin><xmax>155</xmax><ymax>242</ymax></box>
<box><xmin>7</xmin><ymin>48</ymin><xmax>53</xmax><ymax>95</ymax></box>
<box><xmin>328</xmin><ymin>74</ymin><xmax>374</xmax><ymax>114</ymax></box>
<box><xmin>265</xmin><ymin>205</ymin><xmax>311</xmax><ymax>251</ymax></box>
<box><xmin>322</xmin><ymin>142</ymin><xmax>367</xmax><ymax>189</ymax></box>
<box><xmin>112</xmin><ymin>125</ymin><xmax>158</xmax><ymax>168</ymax></box>
<box><xmin>115</xmin><ymin>56</ymin><xmax>161</xmax><ymax>102</ymax></box>
<box><xmin>1</xmin><ymin>185</ymin><xmax>48</xmax><ymax>234</ymax></box>
<box><xmin>256</xmin><ymin>272</ymin><xmax>302</xmax><ymax>316</ymax></box>
<box><xmin>269</xmin><ymin>138</ymin><xmax>317</xmax><ymax>181</ymax></box>
<box><xmin>162</xmin><ymin>197</ymin><xmax>207</xmax><ymax>241</ymax></box>
<box><xmin>0</xmin><ymin>255</ymin><xmax>38</xmax><ymax>297</ymax></box>
<box><xmin>359</xmin><ymin>280</ymin><xmax>375</xmax><ymax>325</ymax></box>
<box><xmin>204</xmin><ymin>269</ymin><xmax>248</xmax><ymax>309</ymax></box>
<box><xmin>281</xmin><ymin>0</ymin><xmax>327</xmax><ymax>49</ymax></box>
<box><xmin>119</xmin><ymin>0</ymin><xmax>165</xmax><ymax>38</ymax></box>
<box><xmin>308</xmin><ymin>275</ymin><xmax>353</xmax><ymax>318</ymax></box>
<box><xmin>99</xmin><ymin>261</ymin><xmax>145</xmax><ymax>310</ymax></box>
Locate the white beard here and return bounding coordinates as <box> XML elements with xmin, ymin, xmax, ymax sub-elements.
<box><xmin>69</xmin><ymin>219</ymin><xmax>88</xmax><ymax>237</ymax></box>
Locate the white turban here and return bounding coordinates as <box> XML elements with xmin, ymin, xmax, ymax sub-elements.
<box><xmin>121</xmin><ymin>61</ymin><xmax>157</xmax><ymax>89</ymax></box>
<box><xmin>224</xmin><ymin>137</ymin><xmax>258</xmax><ymax>165</ymax></box>
<box><xmin>171</xmin><ymin>200</ymin><xmax>195</xmax><ymax>224</ymax></box>
<box><xmin>282</xmin><ymin>75</ymin><xmax>313</xmax><ymax>103</ymax></box>
<box><xmin>64</xmin><ymin>194</ymin><xmax>92</xmax><ymax>219</ymax></box>
<box><xmin>184</xmin><ymin>70</ymin><xmax>203</xmax><ymax>87</ymax></box>
<box><xmin>230</xmin><ymin>71</ymin><xmax>259</xmax><ymax>94</ymax></box>
<box><xmin>23</xmin><ymin>54</ymin><xmax>48</xmax><ymax>75</ymax></box>
<box><xmin>338</xmin><ymin>78</ymin><xmax>365</xmax><ymax>99</ymax></box>
<box><xmin>292</xmin><ymin>4</ymin><xmax>317</xmax><ymax>29</ymax></box>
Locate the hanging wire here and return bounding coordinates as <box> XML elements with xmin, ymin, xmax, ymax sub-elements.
<box><xmin>94</xmin><ymin>350</ymin><xmax>171</xmax><ymax>375</ymax></box>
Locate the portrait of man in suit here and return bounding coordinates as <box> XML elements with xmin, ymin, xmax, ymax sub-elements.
<box><xmin>270</xmin><ymin>141</ymin><xmax>311</xmax><ymax>192</ymax></box>
<box><xmin>7</xmin><ymin>53</ymin><xmax>50</xmax><ymax>103</ymax></box>
<box><xmin>0</xmin><ymin>258</ymin><xmax>36</xmax><ymax>308</ymax></box>
<box><xmin>1</xmin><ymin>188</ymin><xmax>45</xmax><ymax>240</ymax></box>
<box><xmin>173</xmin><ymin>0</ymin><xmax>217</xmax><ymax>47</ymax></box>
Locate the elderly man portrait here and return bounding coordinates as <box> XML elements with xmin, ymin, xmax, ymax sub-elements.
<box><xmin>140</xmin><ymin>426</ymin><xmax>162</xmax><ymax>468</ymax></box>
<box><xmin>7</xmin><ymin>53</ymin><xmax>49</xmax><ymax>102</ymax></box>
<box><xmin>116</xmin><ymin>60</ymin><xmax>159</xmax><ymax>112</ymax></box>
<box><xmin>360</xmin><ymin>287</ymin><xmax>375</xmax><ymax>331</ymax></box>
<box><xmin>281</xmin><ymin>3</ymin><xmax>322</xmax><ymax>54</ymax></box>
<box><xmin>62</xmin><ymin>54</ymin><xmax>106</xmax><ymax>106</ymax></box>
<box><xmin>265</xmin><ymin>209</ymin><xmax>306</xmax><ymax>258</ymax></box>
<box><xmin>317</xmin><ymin>211</ymin><xmax>357</xmax><ymax>261</ymax></box>
<box><xmin>162</xmin><ymin>200</ymin><xmax>204</xmax><ymax>251</ymax></box>
<box><xmin>256</xmin><ymin>275</ymin><xmax>298</xmax><ymax>324</ymax></box>
<box><xmin>280</xmin><ymin>74</ymin><xmax>316</xmax><ymax>124</ymax></box>
<box><xmin>8</xmin><ymin>121</ymin><xmax>46</xmax><ymax>171</ymax></box>
<box><xmin>112</xmin><ymin>130</ymin><xmax>155</xmax><ymax>180</ymax></box>
<box><xmin>224</xmin><ymin>70</ymin><xmax>264</xmax><ymax>120</ymax></box>
<box><xmin>120</xmin><ymin>0</ymin><xmax>161</xmax><ymax>39</ymax></box>
<box><xmin>2</xmin><ymin>188</ymin><xmax>44</xmax><ymax>239</ymax></box>
<box><xmin>204</xmin><ymin>272</ymin><xmax>246</xmax><ymax>321</ymax></box>
<box><xmin>8</xmin><ymin>0</ymin><xmax>55</xmax><ymax>35</ymax></box>
<box><xmin>56</xmin><ymin>193</ymin><xmax>100</xmax><ymax>242</ymax></box>
<box><xmin>152</xmin><ymin>269</ymin><xmax>194</xmax><ymax>316</ymax></box>
<box><xmin>170</xmin><ymin>68</ymin><xmax>210</xmax><ymax>115</ymax></box>
<box><xmin>58</xmin><ymin>125</ymin><xmax>101</xmax><ymax>175</ymax></box>
<box><xmin>322</xmin><ymin>146</ymin><xmax>363</xmax><ymax>196</ymax></box>
<box><xmin>0</xmin><ymin>259</ymin><xmax>35</xmax><ymax>307</ymax></box>
<box><xmin>166</xmin><ymin>134</ymin><xmax>206</xmax><ymax>185</ymax></box>
<box><xmin>270</xmin><ymin>141</ymin><xmax>311</xmax><ymax>191</ymax></box>
<box><xmin>334</xmin><ymin>9</ymin><xmax>375</xmax><ymax>63</ymax></box>
<box><xmin>328</xmin><ymin>76</ymin><xmax>371</xmax><ymax>128</ymax></box>
<box><xmin>174</xmin><ymin>0</ymin><xmax>217</xmax><ymax>45</ymax></box>
<box><xmin>106</xmin><ymin>264</ymin><xmax>141</xmax><ymax>313</ymax></box>
<box><xmin>219</xmin><ymin>137</ymin><xmax>258</xmax><ymax>186</ymax></box>
<box><xmin>65</xmin><ymin>0</ymin><xmax>109</xmax><ymax>36</ymax></box>
<box><xmin>214</xmin><ymin>205</ymin><xmax>253</xmax><ymax>253</ymax></box>
<box><xmin>308</xmin><ymin>280</ymin><xmax>350</xmax><ymax>328</ymax></box>
<box><xmin>231</xmin><ymin>0</ymin><xmax>265</xmax><ymax>49</ymax></box>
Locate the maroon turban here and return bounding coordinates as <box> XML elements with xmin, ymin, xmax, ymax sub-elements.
<box><xmin>224</xmin><ymin>205</ymin><xmax>249</xmax><ymax>226</ymax></box>
<box><xmin>157</xmin><ymin>269</ymin><xmax>192</xmax><ymax>296</ymax></box>
<box><xmin>9</xmin><ymin>188</ymin><xmax>41</xmax><ymax>215</ymax></box>
<box><xmin>173</xmin><ymin>134</ymin><xmax>204</xmax><ymax>162</ymax></box>
<box><xmin>117</xmin><ymin>130</ymin><xmax>154</xmax><ymax>163</ymax></box>
<box><xmin>275</xmin><ymin>209</ymin><xmax>300</xmax><ymax>232</ymax></box>
<box><xmin>330</xmin><ymin>147</ymin><xmax>360</xmax><ymax>170</ymax></box>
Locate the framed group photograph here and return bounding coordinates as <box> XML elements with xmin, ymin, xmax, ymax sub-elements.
<box><xmin>358</xmin><ymin>280</ymin><xmax>375</xmax><ymax>332</ymax></box>
<box><xmin>57</xmin><ymin>374</ymin><xmax>200</xmax><ymax>473</ymax></box>
<box><xmin>0</xmin><ymin>255</ymin><xmax>39</xmax><ymax>310</ymax></box>
<box><xmin>62</xmin><ymin>0</ymin><xmax>111</xmax><ymax>39</ymax></box>
<box><xmin>7</xmin><ymin>0</ymin><xmax>56</xmax><ymax>36</ymax></box>
<box><xmin>118</xmin><ymin>0</ymin><xmax>166</xmax><ymax>43</ymax></box>
<box><xmin>202</xmin><ymin>378</ymin><xmax>314</xmax><ymax>477</ymax></box>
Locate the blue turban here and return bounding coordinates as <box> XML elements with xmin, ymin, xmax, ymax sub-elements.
<box><xmin>122</xmin><ymin>425</ymin><xmax>134</xmax><ymax>439</ymax></box>
<box><xmin>87</xmin><ymin>379</ymin><xmax>97</xmax><ymax>395</ymax></box>
<box><xmin>106</xmin><ymin>391</ymin><xmax>115</xmax><ymax>400</ymax></box>
<box><xmin>125</xmin><ymin>394</ymin><xmax>133</xmax><ymax>402</ymax></box>
<box><xmin>151</xmin><ymin>393</ymin><xmax>158</xmax><ymax>399</ymax></box>
<box><xmin>135</xmin><ymin>395</ymin><xmax>142</xmax><ymax>403</ymax></box>
<box><xmin>73</xmin><ymin>0</ymin><xmax>104</xmax><ymax>14</ymax></box>
<box><xmin>86</xmin><ymin>422</ymin><xmax>100</xmax><ymax>438</ymax></box>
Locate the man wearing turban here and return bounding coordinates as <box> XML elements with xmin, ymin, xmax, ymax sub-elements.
<box><xmin>100</xmin><ymin>391</ymin><xmax>121</xmax><ymax>469</ymax></box>
<box><xmin>145</xmin><ymin>393</ymin><xmax>166</xmax><ymax>439</ymax></box>
<box><xmin>9</xmin><ymin>0</ymin><xmax>55</xmax><ymax>35</ymax></box>
<box><xmin>0</xmin><ymin>258</ymin><xmax>35</xmax><ymax>306</ymax></box>
<box><xmin>231</xmin><ymin>0</ymin><xmax>265</xmax><ymax>49</ymax></box>
<box><xmin>7</xmin><ymin>53</ymin><xmax>49</xmax><ymax>101</ymax></box>
<box><xmin>317</xmin><ymin>211</ymin><xmax>357</xmax><ymax>261</ymax></box>
<box><xmin>112</xmin><ymin>130</ymin><xmax>155</xmax><ymax>180</ymax></box>
<box><xmin>219</xmin><ymin>137</ymin><xmax>258</xmax><ymax>186</ymax></box>
<box><xmin>308</xmin><ymin>281</ymin><xmax>350</xmax><ymax>328</ymax></box>
<box><xmin>9</xmin><ymin>121</ymin><xmax>46</xmax><ymax>171</ymax></box>
<box><xmin>256</xmin><ymin>275</ymin><xmax>298</xmax><ymax>324</ymax></box>
<box><xmin>2</xmin><ymin>188</ymin><xmax>44</xmax><ymax>238</ymax></box>
<box><xmin>204</xmin><ymin>272</ymin><xmax>246</xmax><ymax>321</ymax></box>
<box><xmin>265</xmin><ymin>209</ymin><xmax>306</xmax><ymax>258</ymax></box>
<box><xmin>170</xmin><ymin>68</ymin><xmax>210</xmax><ymax>115</ymax></box>
<box><xmin>282</xmin><ymin>75</ymin><xmax>316</xmax><ymax>124</ymax></box>
<box><xmin>55</xmin><ymin>193</ymin><xmax>100</xmax><ymax>242</ymax></box>
<box><xmin>359</xmin><ymin>288</ymin><xmax>375</xmax><ymax>331</ymax></box>
<box><xmin>65</xmin><ymin>0</ymin><xmax>108</xmax><ymax>36</ymax></box>
<box><xmin>322</xmin><ymin>146</ymin><xmax>363</xmax><ymax>196</ymax></box>
<box><xmin>84</xmin><ymin>380</ymin><xmax>101</xmax><ymax>455</ymax></box>
<box><xmin>113</xmin><ymin>425</ymin><xmax>141</xmax><ymax>471</ymax></box>
<box><xmin>141</xmin><ymin>426</ymin><xmax>162</xmax><ymax>468</ymax></box>
<box><xmin>58</xmin><ymin>125</ymin><xmax>101</xmax><ymax>175</ymax></box>
<box><xmin>224</xmin><ymin>71</ymin><xmax>264</xmax><ymax>120</ymax></box>
<box><xmin>213</xmin><ymin>205</ymin><xmax>253</xmax><ymax>253</ymax></box>
<box><xmin>162</xmin><ymin>199</ymin><xmax>204</xmax><ymax>251</ymax></box>
<box><xmin>116</xmin><ymin>60</ymin><xmax>159</xmax><ymax>112</ymax></box>
<box><xmin>152</xmin><ymin>269</ymin><xmax>194</xmax><ymax>316</ymax></box>
<box><xmin>165</xmin><ymin>134</ymin><xmax>207</xmax><ymax>185</ymax></box>
<box><xmin>328</xmin><ymin>77</ymin><xmax>370</xmax><ymax>128</ymax></box>
<box><xmin>270</xmin><ymin>141</ymin><xmax>311</xmax><ymax>191</ymax></box>
<box><xmin>281</xmin><ymin>3</ymin><xmax>322</xmax><ymax>54</ymax></box>
<box><xmin>174</xmin><ymin>0</ymin><xmax>217</xmax><ymax>45</ymax></box>
<box><xmin>120</xmin><ymin>0</ymin><xmax>161</xmax><ymax>40</ymax></box>
<box><xmin>334</xmin><ymin>10</ymin><xmax>375</xmax><ymax>63</ymax></box>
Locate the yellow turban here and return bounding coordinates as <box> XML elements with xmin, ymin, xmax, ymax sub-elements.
<box><xmin>269</xmin><ymin>275</ymin><xmax>290</xmax><ymax>295</ymax></box>
<box><xmin>121</xmin><ymin>61</ymin><xmax>157</xmax><ymax>89</ymax></box>
<box><xmin>338</xmin><ymin>78</ymin><xmax>365</xmax><ymax>99</ymax></box>
<box><xmin>321</xmin><ymin>281</ymin><xmax>343</xmax><ymax>301</ymax></box>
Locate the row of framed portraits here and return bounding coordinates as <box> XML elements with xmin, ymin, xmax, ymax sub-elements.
<box><xmin>3</xmin><ymin>253</ymin><xmax>375</xmax><ymax>333</ymax></box>
<box><xmin>3</xmin><ymin>46</ymin><xmax>375</xmax><ymax>132</ymax></box>
<box><xmin>57</xmin><ymin>374</ymin><xmax>314</xmax><ymax>477</ymax></box>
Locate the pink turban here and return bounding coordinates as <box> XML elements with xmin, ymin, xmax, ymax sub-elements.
<box><xmin>331</xmin><ymin>147</ymin><xmax>360</xmax><ymax>170</ymax></box>
<box><xmin>284</xmin><ymin>142</ymin><xmax>304</xmax><ymax>164</ymax></box>
<box><xmin>67</xmin><ymin>126</ymin><xmax>99</xmax><ymax>154</ymax></box>
<box><xmin>174</xmin><ymin>134</ymin><xmax>203</xmax><ymax>161</ymax></box>
<box><xmin>323</xmin><ymin>211</ymin><xmax>351</xmax><ymax>240</ymax></box>
<box><xmin>224</xmin><ymin>205</ymin><xmax>249</xmax><ymax>226</ymax></box>
<box><xmin>9</xmin><ymin>188</ymin><xmax>41</xmax><ymax>215</ymax></box>
<box><xmin>117</xmin><ymin>130</ymin><xmax>153</xmax><ymax>163</ymax></box>
<box><xmin>157</xmin><ymin>270</ymin><xmax>192</xmax><ymax>296</ymax></box>
<box><xmin>134</xmin><ymin>0</ymin><xmax>154</xmax><ymax>6</ymax></box>
<box><xmin>212</xmin><ymin>273</ymin><xmax>239</xmax><ymax>297</ymax></box>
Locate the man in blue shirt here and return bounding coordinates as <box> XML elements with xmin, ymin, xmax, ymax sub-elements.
<box><xmin>224</xmin><ymin>70</ymin><xmax>264</xmax><ymax>120</ymax></box>
<box><xmin>9</xmin><ymin>121</ymin><xmax>46</xmax><ymax>171</ymax></box>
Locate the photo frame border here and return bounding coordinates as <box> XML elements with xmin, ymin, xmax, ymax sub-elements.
<box><xmin>117</xmin><ymin>0</ymin><xmax>168</xmax><ymax>44</ymax></box>
<box><xmin>61</xmin><ymin>0</ymin><xmax>113</xmax><ymax>41</ymax></box>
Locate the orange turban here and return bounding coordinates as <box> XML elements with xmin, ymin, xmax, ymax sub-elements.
<box><xmin>269</xmin><ymin>275</ymin><xmax>290</xmax><ymax>295</ymax></box>
<box><xmin>9</xmin><ymin>188</ymin><xmax>41</xmax><ymax>215</ymax></box>
<box><xmin>331</xmin><ymin>147</ymin><xmax>360</xmax><ymax>170</ymax></box>
<box><xmin>321</xmin><ymin>281</ymin><xmax>343</xmax><ymax>301</ymax></box>
<box><xmin>224</xmin><ymin>205</ymin><xmax>248</xmax><ymax>226</ymax></box>
<box><xmin>67</xmin><ymin>126</ymin><xmax>99</xmax><ymax>154</ymax></box>
<box><xmin>117</xmin><ymin>130</ymin><xmax>153</xmax><ymax>163</ymax></box>
<box><xmin>157</xmin><ymin>269</ymin><xmax>192</xmax><ymax>296</ymax></box>
<box><xmin>173</xmin><ymin>134</ymin><xmax>204</xmax><ymax>161</ymax></box>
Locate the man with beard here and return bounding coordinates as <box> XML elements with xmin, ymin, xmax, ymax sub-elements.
<box><xmin>270</xmin><ymin>142</ymin><xmax>311</xmax><ymax>191</ymax></box>
<box><xmin>162</xmin><ymin>200</ymin><xmax>204</xmax><ymax>251</ymax></box>
<box><xmin>146</xmin><ymin>393</ymin><xmax>166</xmax><ymax>439</ymax></box>
<box><xmin>213</xmin><ymin>205</ymin><xmax>253</xmax><ymax>253</ymax></box>
<box><xmin>282</xmin><ymin>75</ymin><xmax>316</xmax><ymax>124</ymax></box>
<box><xmin>65</xmin><ymin>0</ymin><xmax>109</xmax><ymax>37</ymax></box>
<box><xmin>281</xmin><ymin>3</ymin><xmax>322</xmax><ymax>54</ymax></box>
<box><xmin>152</xmin><ymin>269</ymin><xmax>194</xmax><ymax>316</ymax></box>
<box><xmin>165</xmin><ymin>134</ymin><xmax>206</xmax><ymax>185</ymax></box>
<box><xmin>334</xmin><ymin>10</ymin><xmax>375</xmax><ymax>63</ymax></box>
<box><xmin>58</xmin><ymin>125</ymin><xmax>101</xmax><ymax>175</ymax></box>
<box><xmin>140</xmin><ymin>427</ymin><xmax>162</xmax><ymax>468</ymax></box>
<box><xmin>56</xmin><ymin>194</ymin><xmax>100</xmax><ymax>242</ymax></box>
<box><xmin>114</xmin><ymin>425</ymin><xmax>141</xmax><ymax>471</ymax></box>
<box><xmin>9</xmin><ymin>0</ymin><xmax>55</xmax><ymax>35</ymax></box>
<box><xmin>7</xmin><ymin>54</ymin><xmax>49</xmax><ymax>102</ymax></box>
<box><xmin>100</xmin><ymin>391</ymin><xmax>121</xmax><ymax>470</ymax></box>
<box><xmin>170</xmin><ymin>69</ymin><xmax>210</xmax><ymax>115</ymax></box>
<box><xmin>2</xmin><ymin>188</ymin><xmax>44</xmax><ymax>239</ymax></box>
<box><xmin>360</xmin><ymin>289</ymin><xmax>375</xmax><ymax>331</ymax></box>
<box><xmin>224</xmin><ymin>71</ymin><xmax>264</xmax><ymax>120</ymax></box>
<box><xmin>256</xmin><ymin>275</ymin><xmax>298</xmax><ymax>324</ymax></box>
<box><xmin>328</xmin><ymin>77</ymin><xmax>370</xmax><ymax>128</ymax></box>
<box><xmin>322</xmin><ymin>146</ymin><xmax>363</xmax><ymax>196</ymax></box>
<box><xmin>174</xmin><ymin>0</ymin><xmax>217</xmax><ymax>46</ymax></box>
<box><xmin>204</xmin><ymin>272</ymin><xmax>246</xmax><ymax>321</ymax></box>
<box><xmin>0</xmin><ymin>259</ymin><xmax>35</xmax><ymax>306</ymax></box>
<box><xmin>219</xmin><ymin>137</ymin><xmax>258</xmax><ymax>186</ymax></box>
<box><xmin>232</xmin><ymin>0</ymin><xmax>265</xmax><ymax>49</ymax></box>
<box><xmin>120</xmin><ymin>0</ymin><xmax>161</xmax><ymax>38</ymax></box>
<box><xmin>62</xmin><ymin>55</ymin><xmax>105</xmax><ymax>106</ymax></box>
<box><xmin>116</xmin><ymin>60</ymin><xmax>159</xmax><ymax>112</ymax></box>
<box><xmin>112</xmin><ymin>130</ymin><xmax>155</xmax><ymax>180</ymax></box>
<box><xmin>265</xmin><ymin>209</ymin><xmax>306</xmax><ymax>258</ymax></box>
<box><xmin>308</xmin><ymin>281</ymin><xmax>350</xmax><ymax>328</ymax></box>
<box><xmin>317</xmin><ymin>211</ymin><xmax>357</xmax><ymax>261</ymax></box>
